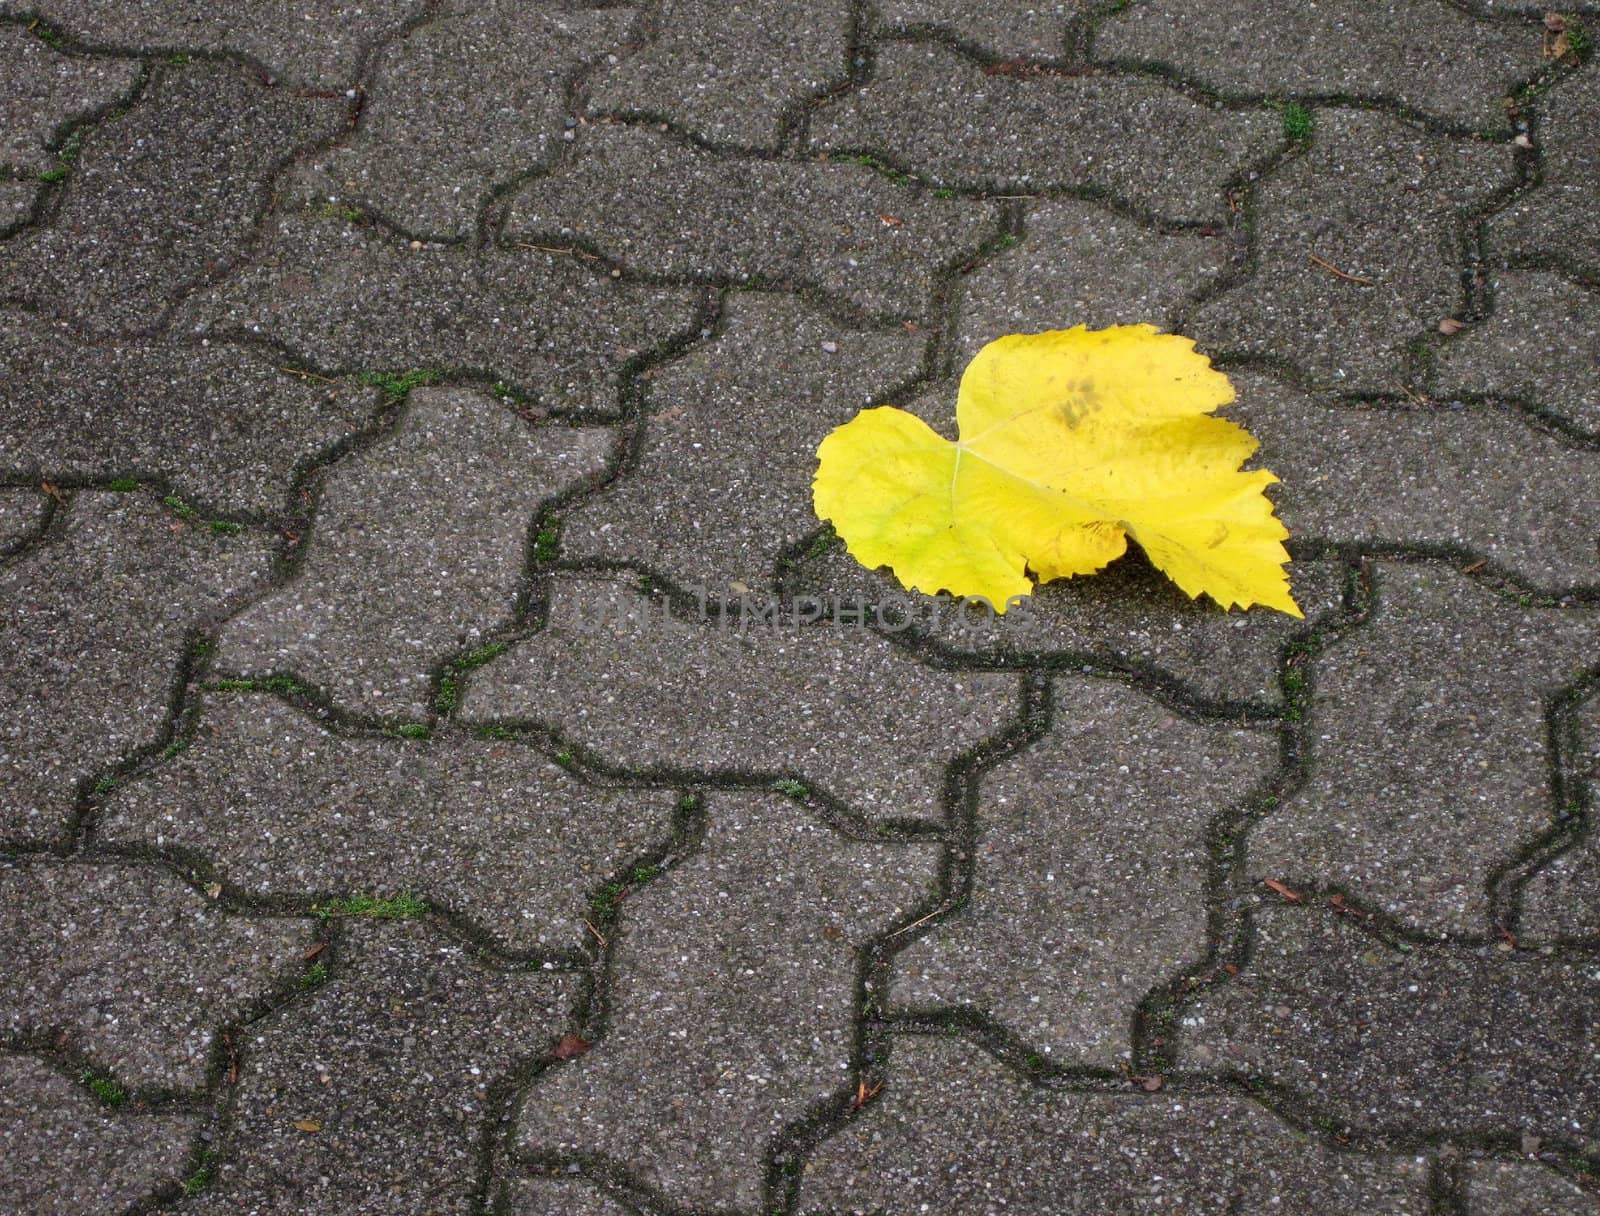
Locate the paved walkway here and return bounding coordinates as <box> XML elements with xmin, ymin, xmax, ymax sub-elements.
<box><xmin>3</xmin><ymin>3</ymin><xmax>1599</xmax><ymax>1213</ymax></box>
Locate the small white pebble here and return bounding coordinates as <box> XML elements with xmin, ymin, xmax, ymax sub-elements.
<box><xmin>820</xmin><ymin>341</ymin><xmax>838</xmax><ymax>354</ymax></box>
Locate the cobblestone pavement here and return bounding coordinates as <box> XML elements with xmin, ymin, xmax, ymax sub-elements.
<box><xmin>2</xmin><ymin>3</ymin><xmax>1598</xmax><ymax>1214</ymax></box>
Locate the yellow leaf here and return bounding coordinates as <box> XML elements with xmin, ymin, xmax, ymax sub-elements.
<box><xmin>812</xmin><ymin>325</ymin><xmax>1300</xmax><ymax>616</ymax></box>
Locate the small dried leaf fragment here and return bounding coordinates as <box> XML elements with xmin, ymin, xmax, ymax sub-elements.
<box><xmin>552</xmin><ymin>1032</ymin><xmax>591</xmax><ymax>1060</ymax></box>
<box><xmin>813</xmin><ymin>326</ymin><xmax>1300</xmax><ymax>615</ymax></box>
<box><xmin>293</xmin><ymin>1119</ymin><xmax>322</xmax><ymax>1133</ymax></box>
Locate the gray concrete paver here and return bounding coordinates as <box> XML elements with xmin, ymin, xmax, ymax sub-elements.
<box><xmin>1434</xmin><ymin>270</ymin><xmax>1600</xmax><ymax>434</ymax></box>
<box><xmin>0</xmin><ymin>1052</ymin><xmax>197</xmax><ymax>1216</ymax></box>
<box><xmin>0</xmin><ymin>486</ymin><xmax>47</xmax><ymax>550</ymax></box>
<box><xmin>184</xmin><ymin>920</ymin><xmax>578</xmax><ymax>1216</ymax></box>
<box><xmin>0</xmin><ymin>313</ymin><xmax>382</xmax><ymax>515</ymax></box>
<box><xmin>508</xmin><ymin>123</ymin><xmax>1000</xmax><ymax>320</ymax></box>
<box><xmin>798</xmin><ymin>1036</ymin><xmax>1432</xmax><ymax>1215</ymax></box>
<box><xmin>183</xmin><ymin>212</ymin><xmax>702</xmax><ymax>416</ymax></box>
<box><xmin>102</xmin><ymin>691</ymin><xmax>681</xmax><ymax>954</ymax></box>
<box><xmin>460</xmin><ymin>575</ymin><xmax>1020</xmax><ymax>821</ymax></box>
<box><xmin>1095</xmin><ymin>0</ymin><xmax>1545</xmax><ymax>130</ymax></box>
<box><xmin>877</xmin><ymin>1</ymin><xmax>1080</xmax><ymax>58</ymax></box>
<box><xmin>0</xmin><ymin>60</ymin><xmax>345</xmax><ymax>335</ymax></box>
<box><xmin>1248</xmin><ymin>562</ymin><xmax>1599</xmax><ymax>936</ymax></box>
<box><xmin>559</xmin><ymin>292</ymin><xmax>925</xmax><ymax>592</ymax></box>
<box><xmin>0</xmin><ymin>23</ymin><xmax>140</xmax><ymax>178</ymax></box>
<box><xmin>893</xmin><ymin>678</ymin><xmax>1276</xmax><ymax>1068</ymax></box>
<box><xmin>217</xmin><ymin>388</ymin><xmax>611</xmax><ymax>720</ymax></box>
<box><xmin>1465</xmin><ymin>1160</ymin><xmax>1600</xmax><ymax>1214</ymax></box>
<box><xmin>1517</xmin><ymin>689</ymin><xmax>1600</xmax><ymax>943</ymax></box>
<box><xmin>1189</xmin><ymin>109</ymin><xmax>1518</xmax><ymax>394</ymax></box>
<box><xmin>517</xmin><ymin>791</ymin><xmax>937</xmax><ymax>1211</ymax></box>
<box><xmin>0</xmin><ymin>492</ymin><xmax>272</xmax><ymax>844</ymax></box>
<box><xmin>809</xmin><ymin>41</ymin><xmax>1282</xmax><ymax>223</ymax></box>
<box><xmin>586</xmin><ymin>0</ymin><xmax>852</xmax><ymax>149</ymax></box>
<box><xmin>1180</xmin><ymin>904</ymin><xmax>1600</xmax><ymax>1140</ymax></box>
<box><xmin>290</xmin><ymin>2</ymin><xmax>637</xmax><ymax>241</ymax></box>
<box><xmin>0</xmin><ymin>859</ymin><xmax>311</xmax><ymax>1090</ymax></box>
<box><xmin>500</xmin><ymin>1178</ymin><xmax>637</xmax><ymax>1216</ymax></box>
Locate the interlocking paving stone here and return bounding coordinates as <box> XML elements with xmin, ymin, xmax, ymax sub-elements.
<box><xmin>518</xmin><ymin>791</ymin><xmax>937</xmax><ymax>1210</ymax></box>
<box><xmin>794</xmin><ymin>520</ymin><xmax>1344</xmax><ymax>709</ymax></box>
<box><xmin>808</xmin><ymin>42</ymin><xmax>1281</xmax><ymax>223</ymax></box>
<box><xmin>798</xmin><ymin>1036</ymin><xmax>1432</xmax><ymax>1214</ymax></box>
<box><xmin>0</xmin><ymin>23</ymin><xmax>140</xmax><ymax>179</ymax></box>
<box><xmin>954</xmin><ymin>200</ymin><xmax>1228</xmax><ymax>362</ymax></box>
<box><xmin>0</xmin><ymin>492</ymin><xmax>272</xmax><ymax>843</ymax></box>
<box><xmin>0</xmin><ymin>0</ymin><xmax>425</xmax><ymax>90</ymax></box>
<box><xmin>507</xmin><ymin>123</ymin><xmax>999</xmax><ymax>319</ymax></box>
<box><xmin>461</xmin><ymin>575</ymin><xmax>1019</xmax><ymax>820</ymax></box>
<box><xmin>0</xmin><ymin>1053</ymin><xmax>197</xmax><ymax>1216</ymax></box>
<box><xmin>1434</xmin><ymin>270</ymin><xmax>1600</xmax><ymax>434</ymax></box>
<box><xmin>184</xmin><ymin>212</ymin><xmax>702</xmax><ymax>415</ymax></box>
<box><xmin>0</xmin><ymin>860</ymin><xmax>310</xmax><ymax>1089</ymax></box>
<box><xmin>0</xmin><ymin>313</ymin><xmax>382</xmax><ymax>515</ymax></box>
<box><xmin>1189</xmin><ymin>109</ymin><xmax>1517</xmax><ymax>394</ymax></box>
<box><xmin>1095</xmin><ymin>0</ymin><xmax>1543</xmax><ymax>131</ymax></box>
<box><xmin>0</xmin><ymin>177</ymin><xmax>35</xmax><ymax>230</ymax></box>
<box><xmin>102</xmin><ymin>691</ymin><xmax>681</xmax><ymax>954</ymax></box>
<box><xmin>1518</xmin><ymin>690</ymin><xmax>1600</xmax><ymax>942</ymax></box>
<box><xmin>586</xmin><ymin>0</ymin><xmax>851</xmax><ymax>149</ymax></box>
<box><xmin>0</xmin><ymin>60</ymin><xmax>344</xmax><ymax>335</ymax></box>
<box><xmin>893</xmin><ymin>678</ymin><xmax>1274</xmax><ymax>1067</ymax></box>
<box><xmin>878</xmin><ymin>0</ymin><xmax>1077</xmax><ymax>57</ymax></box>
<box><xmin>217</xmin><ymin>387</ymin><xmax>611</xmax><ymax>720</ymax></box>
<box><xmin>560</xmin><ymin>292</ymin><xmax>924</xmax><ymax>591</ymax></box>
<box><xmin>1488</xmin><ymin>68</ymin><xmax>1600</xmax><ymax>279</ymax></box>
<box><xmin>1466</xmin><ymin>1160</ymin><xmax>1600</xmax><ymax>1214</ymax></box>
<box><xmin>1179</xmin><ymin>905</ymin><xmax>1600</xmax><ymax>1139</ymax></box>
<box><xmin>1227</xmin><ymin>371</ymin><xmax>1600</xmax><ymax>590</ymax></box>
<box><xmin>186</xmin><ymin>920</ymin><xmax>578</xmax><ymax>1216</ymax></box>
<box><xmin>0</xmin><ymin>486</ymin><xmax>48</xmax><ymax>550</ymax></box>
<box><xmin>1248</xmin><ymin>562</ymin><xmax>1600</xmax><ymax>936</ymax></box>
<box><xmin>501</xmin><ymin>1177</ymin><xmax>635</xmax><ymax>1216</ymax></box>
<box><xmin>288</xmin><ymin>2</ymin><xmax>636</xmax><ymax>240</ymax></box>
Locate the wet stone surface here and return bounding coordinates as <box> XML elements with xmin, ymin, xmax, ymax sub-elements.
<box><xmin>102</xmin><ymin>691</ymin><xmax>683</xmax><ymax>954</ymax></box>
<box><xmin>0</xmin><ymin>859</ymin><xmax>310</xmax><ymax>1090</ymax></box>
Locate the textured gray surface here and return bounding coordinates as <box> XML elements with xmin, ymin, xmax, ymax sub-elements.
<box><xmin>0</xmin><ymin>860</ymin><xmax>309</xmax><ymax>1089</ymax></box>
<box><xmin>217</xmin><ymin>388</ymin><xmax>611</xmax><ymax>719</ymax></box>
<box><xmin>5</xmin><ymin>6</ymin><xmax>1599</xmax><ymax>1212</ymax></box>
<box><xmin>798</xmin><ymin>1036</ymin><xmax>1432</xmax><ymax>1214</ymax></box>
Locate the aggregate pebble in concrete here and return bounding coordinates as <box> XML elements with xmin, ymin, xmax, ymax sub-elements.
<box><xmin>290</xmin><ymin>2</ymin><xmax>636</xmax><ymax>240</ymax></box>
<box><xmin>1465</xmin><ymin>1160</ymin><xmax>1600</xmax><ymax>1215</ymax></box>
<box><xmin>0</xmin><ymin>492</ymin><xmax>272</xmax><ymax>843</ymax></box>
<box><xmin>809</xmin><ymin>42</ymin><xmax>1281</xmax><ymax>223</ymax></box>
<box><xmin>794</xmin><ymin>525</ymin><xmax>1343</xmax><ymax>709</ymax></box>
<box><xmin>1433</xmin><ymin>271</ymin><xmax>1600</xmax><ymax>434</ymax></box>
<box><xmin>186</xmin><ymin>920</ymin><xmax>578</xmax><ymax>1216</ymax></box>
<box><xmin>508</xmin><ymin>123</ymin><xmax>999</xmax><ymax>319</ymax></box>
<box><xmin>893</xmin><ymin>678</ymin><xmax>1275</xmax><ymax>1068</ymax></box>
<box><xmin>185</xmin><ymin>213</ymin><xmax>702</xmax><ymax>415</ymax></box>
<box><xmin>1095</xmin><ymin>0</ymin><xmax>1543</xmax><ymax>131</ymax></box>
<box><xmin>798</xmin><ymin>1036</ymin><xmax>1431</xmax><ymax>1215</ymax></box>
<box><xmin>0</xmin><ymin>313</ymin><xmax>382</xmax><ymax>515</ymax></box>
<box><xmin>1487</xmin><ymin>67</ymin><xmax>1600</xmax><ymax>279</ymax></box>
<box><xmin>1248</xmin><ymin>562</ymin><xmax>1600</xmax><ymax>936</ymax></box>
<box><xmin>102</xmin><ymin>692</ymin><xmax>681</xmax><ymax>954</ymax></box>
<box><xmin>586</xmin><ymin>0</ymin><xmax>851</xmax><ymax>149</ymax></box>
<box><xmin>1179</xmin><ymin>905</ymin><xmax>1600</xmax><ymax>1140</ymax></box>
<box><xmin>559</xmin><ymin>293</ymin><xmax>924</xmax><ymax>592</ymax></box>
<box><xmin>0</xmin><ymin>860</ymin><xmax>310</xmax><ymax>1090</ymax></box>
<box><xmin>461</xmin><ymin>575</ymin><xmax>1019</xmax><ymax>821</ymax></box>
<box><xmin>0</xmin><ymin>0</ymin><xmax>426</xmax><ymax>90</ymax></box>
<box><xmin>954</xmin><ymin>199</ymin><xmax>1229</xmax><ymax>362</ymax></box>
<box><xmin>1189</xmin><ymin>109</ymin><xmax>1517</xmax><ymax>394</ymax></box>
<box><xmin>1227</xmin><ymin>370</ymin><xmax>1600</xmax><ymax>590</ymax></box>
<box><xmin>1517</xmin><ymin>690</ymin><xmax>1600</xmax><ymax>942</ymax></box>
<box><xmin>877</xmin><ymin>0</ymin><xmax>1077</xmax><ymax>58</ymax></box>
<box><xmin>518</xmin><ymin>792</ymin><xmax>937</xmax><ymax>1211</ymax></box>
<box><xmin>0</xmin><ymin>23</ymin><xmax>140</xmax><ymax>178</ymax></box>
<box><xmin>218</xmin><ymin>388</ymin><xmax>611</xmax><ymax>720</ymax></box>
<box><xmin>0</xmin><ymin>1053</ymin><xmax>197</xmax><ymax>1216</ymax></box>
<box><xmin>0</xmin><ymin>60</ymin><xmax>344</xmax><ymax>335</ymax></box>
